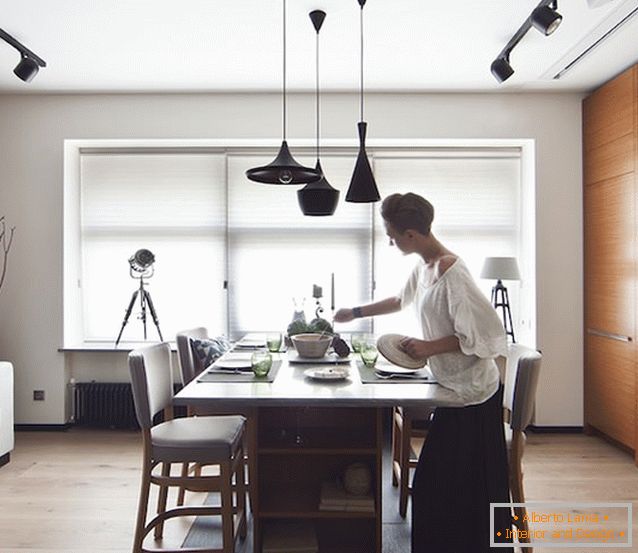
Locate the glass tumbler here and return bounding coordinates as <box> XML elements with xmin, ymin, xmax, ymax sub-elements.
<box><xmin>351</xmin><ymin>333</ymin><xmax>365</xmax><ymax>353</ymax></box>
<box><xmin>266</xmin><ymin>333</ymin><xmax>282</xmax><ymax>353</ymax></box>
<box><xmin>251</xmin><ymin>350</ymin><xmax>273</xmax><ymax>377</ymax></box>
<box><xmin>360</xmin><ymin>343</ymin><xmax>379</xmax><ymax>368</ymax></box>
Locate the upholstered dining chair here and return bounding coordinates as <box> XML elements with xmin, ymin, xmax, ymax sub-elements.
<box><xmin>175</xmin><ymin>328</ymin><xmax>256</xmax><ymax>510</ymax></box>
<box><xmin>503</xmin><ymin>344</ymin><xmax>542</xmax><ymax>553</ymax></box>
<box><xmin>129</xmin><ymin>342</ymin><xmax>247</xmax><ymax>553</ymax></box>
<box><xmin>176</xmin><ymin>326</ymin><xmax>209</xmax><ymax>387</ymax></box>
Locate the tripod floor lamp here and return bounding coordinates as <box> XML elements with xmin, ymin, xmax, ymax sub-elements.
<box><xmin>481</xmin><ymin>257</ymin><xmax>520</xmax><ymax>342</ymax></box>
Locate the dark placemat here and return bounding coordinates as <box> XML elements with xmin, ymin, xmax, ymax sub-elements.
<box><xmin>197</xmin><ymin>359</ymin><xmax>282</xmax><ymax>383</ymax></box>
<box><xmin>356</xmin><ymin>361</ymin><xmax>437</xmax><ymax>384</ymax></box>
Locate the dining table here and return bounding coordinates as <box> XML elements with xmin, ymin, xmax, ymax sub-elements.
<box><xmin>173</xmin><ymin>336</ymin><xmax>465</xmax><ymax>553</ymax></box>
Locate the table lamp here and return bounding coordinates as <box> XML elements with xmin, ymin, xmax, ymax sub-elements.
<box><xmin>480</xmin><ymin>257</ymin><xmax>520</xmax><ymax>342</ymax></box>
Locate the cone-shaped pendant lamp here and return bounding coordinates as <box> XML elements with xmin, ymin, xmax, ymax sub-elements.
<box><xmin>346</xmin><ymin>0</ymin><xmax>380</xmax><ymax>203</ymax></box>
<box><xmin>298</xmin><ymin>10</ymin><xmax>340</xmax><ymax>216</ymax></box>
<box><xmin>246</xmin><ymin>0</ymin><xmax>320</xmax><ymax>185</ymax></box>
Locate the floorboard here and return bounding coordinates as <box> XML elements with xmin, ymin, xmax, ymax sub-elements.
<box><xmin>0</xmin><ymin>428</ymin><xmax>636</xmax><ymax>552</ymax></box>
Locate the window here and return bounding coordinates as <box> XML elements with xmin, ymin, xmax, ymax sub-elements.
<box><xmin>227</xmin><ymin>154</ymin><xmax>372</xmax><ymax>336</ymax></box>
<box><xmin>78</xmin><ymin>151</ymin><xmax>226</xmax><ymax>342</ymax></box>
<box><xmin>65</xmin><ymin>140</ymin><xmax>530</xmax><ymax>346</ymax></box>
<box><xmin>372</xmin><ymin>149</ymin><xmax>522</xmax><ymax>337</ymax></box>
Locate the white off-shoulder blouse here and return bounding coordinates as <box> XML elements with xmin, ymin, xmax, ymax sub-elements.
<box><xmin>400</xmin><ymin>257</ymin><xmax>506</xmax><ymax>405</ymax></box>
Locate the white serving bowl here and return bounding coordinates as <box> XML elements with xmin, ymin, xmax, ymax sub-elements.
<box><xmin>291</xmin><ymin>333</ymin><xmax>333</xmax><ymax>358</ymax></box>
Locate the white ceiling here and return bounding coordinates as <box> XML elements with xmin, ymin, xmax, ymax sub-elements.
<box><xmin>0</xmin><ymin>0</ymin><xmax>637</xmax><ymax>94</ymax></box>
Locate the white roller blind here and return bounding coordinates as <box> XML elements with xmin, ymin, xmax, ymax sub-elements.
<box><xmin>372</xmin><ymin>151</ymin><xmax>521</xmax><ymax>337</ymax></box>
<box><xmin>73</xmin><ymin>144</ymin><xmax>524</xmax><ymax>345</ymax></box>
<box><xmin>227</xmin><ymin>154</ymin><xmax>373</xmax><ymax>337</ymax></box>
<box><xmin>80</xmin><ymin>152</ymin><xmax>227</xmax><ymax>342</ymax></box>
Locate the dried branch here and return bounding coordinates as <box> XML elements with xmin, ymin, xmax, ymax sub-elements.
<box><xmin>0</xmin><ymin>216</ymin><xmax>16</xmax><ymax>293</ymax></box>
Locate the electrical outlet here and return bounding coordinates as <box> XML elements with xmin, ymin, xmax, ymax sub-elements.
<box><xmin>33</xmin><ymin>390</ymin><xmax>45</xmax><ymax>401</ymax></box>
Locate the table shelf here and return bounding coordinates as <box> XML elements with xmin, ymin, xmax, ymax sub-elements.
<box><xmin>254</xmin><ymin>407</ymin><xmax>382</xmax><ymax>553</ymax></box>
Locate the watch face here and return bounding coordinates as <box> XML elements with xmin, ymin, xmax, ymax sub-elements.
<box><xmin>376</xmin><ymin>334</ymin><xmax>427</xmax><ymax>370</ymax></box>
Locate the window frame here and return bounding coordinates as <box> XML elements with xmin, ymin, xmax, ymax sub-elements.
<box><xmin>63</xmin><ymin>138</ymin><xmax>535</xmax><ymax>347</ymax></box>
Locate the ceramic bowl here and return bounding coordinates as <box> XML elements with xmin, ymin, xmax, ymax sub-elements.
<box><xmin>291</xmin><ymin>333</ymin><xmax>332</xmax><ymax>358</ymax></box>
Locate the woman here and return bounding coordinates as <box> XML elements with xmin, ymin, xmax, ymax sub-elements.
<box><xmin>335</xmin><ymin>193</ymin><xmax>512</xmax><ymax>553</ymax></box>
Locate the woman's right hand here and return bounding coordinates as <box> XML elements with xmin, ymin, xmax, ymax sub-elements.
<box><xmin>334</xmin><ymin>308</ymin><xmax>354</xmax><ymax>323</ymax></box>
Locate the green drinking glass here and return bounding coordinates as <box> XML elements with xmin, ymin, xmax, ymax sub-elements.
<box><xmin>360</xmin><ymin>343</ymin><xmax>379</xmax><ymax>368</ymax></box>
<box><xmin>351</xmin><ymin>333</ymin><xmax>365</xmax><ymax>353</ymax></box>
<box><xmin>251</xmin><ymin>350</ymin><xmax>273</xmax><ymax>377</ymax></box>
<box><xmin>266</xmin><ymin>333</ymin><xmax>282</xmax><ymax>353</ymax></box>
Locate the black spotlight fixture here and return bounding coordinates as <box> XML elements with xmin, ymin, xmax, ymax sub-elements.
<box><xmin>490</xmin><ymin>56</ymin><xmax>514</xmax><ymax>83</ymax></box>
<box><xmin>490</xmin><ymin>0</ymin><xmax>563</xmax><ymax>84</ymax></box>
<box><xmin>531</xmin><ymin>2</ymin><xmax>563</xmax><ymax>36</ymax></box>
<box><xmin>298</xmin><ymin>10</ymin><xmax>340</xmax><ymax>217</ymax></box>
<box><xmin>346</xmin><ymin>0</ymin><xmax>380</xmax><ymax>204</ymax></box>
<box><xmin>0</xmin><ymin>28</ymin><xmax>46</xmax><ymax>83</ymax></box>
<box><xmin>246</xmin><ymin>0</ymin><xmax>320</xmax><ymax>185</ymax></box>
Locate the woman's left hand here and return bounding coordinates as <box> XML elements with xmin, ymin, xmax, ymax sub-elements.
<box><xmin>399</xmin><ymin>337</ymin><xmax>430</xmax><ymax>360</ymax></box>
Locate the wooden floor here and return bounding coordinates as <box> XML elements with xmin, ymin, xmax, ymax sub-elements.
<box><xmin>0</xmin><ymin>428</ymin><xmax>636</xmax><ymax>553</ymax></box>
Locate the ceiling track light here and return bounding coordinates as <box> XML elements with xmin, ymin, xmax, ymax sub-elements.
<box><xmin>531</xmin><ymin>1</ymin><xmax>563</xmax><ymax>35</ymax></box>
<box><xmin>490</xmin><ymin>0</ymin><xmax>563</xmax><ymax>84</ymax></box>
<box><xmin>0</xmin><ymin>28</ymin><xmax>46</xmax><ymax>83</ymax></box>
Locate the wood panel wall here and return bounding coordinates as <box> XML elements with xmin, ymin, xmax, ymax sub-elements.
<box><xmin>583</xmin><ymin>65</ymin><xmax>637</xmax><ymax>462</ymax></box>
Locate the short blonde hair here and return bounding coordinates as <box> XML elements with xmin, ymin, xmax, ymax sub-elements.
<box><xmin>380</xmin><ymin>193</ymin><xmax>434</xmax><ymax>236</ymax></box>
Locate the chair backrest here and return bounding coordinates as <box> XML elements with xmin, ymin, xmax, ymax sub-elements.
<box><xmin>129</xmin><ymin>342</ymin><xmax>174</xmax><ymax>430</ymax></box>
<box><xmin>503</xmin><ymin>344</ymin><xmax>542</xmax><ymax>432</ymax></box>
<box><xmin>176</xmin><ymin>327</ymin><xmax>208</xmax><ymax>385</ymax></box>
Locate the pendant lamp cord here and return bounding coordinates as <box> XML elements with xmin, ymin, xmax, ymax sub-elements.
<box><xmin>316</xmin><ymin>28</ymin><xmax>320</xmax><ymax>161</ymax></box>
<box><xmin>283</xmin><ymin>0</ymin><xmax>287</xmax><ymax>141</ymax></box>
<box><xmin>360</xmin><ymin>5</ymin><xmax>364</xmax><ymax>122</ymax></box>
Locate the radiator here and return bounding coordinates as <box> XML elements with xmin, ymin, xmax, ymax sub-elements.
<box><xmin>74</xmin><ymin>382</ymin><xmax>139</xmax><ymax>429</ymax></box>
<box><xmin>72</xmin><ymin>382</ymin><xmax>185</xmax><ymax>429</ymax></box>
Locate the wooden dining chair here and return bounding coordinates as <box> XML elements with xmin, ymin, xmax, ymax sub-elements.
<box><xmin>503</xmin><ymin>344</ymin><xmax>542</xmax><ymax>553</ymax></box>
<box><xmin>175</xmin><ymin>328</ymin><xmax>257</xmax><ymax>510</ymax></box>
<box><xmin>391</xmin><ymin>404</ymin><xmax>433</xmax><ymax>518</ymax></box>
<box><xmin>129</xmin><ymin>342</ymin><xmax>247</xmax><ymax>553</ymax></box>
<box><xmin>391</xmin><ymin>355</ymin><xmax>505</xmax><ymax>518</ymax></box>
<box><xmin>391</xmin><ymin>345</ymin><xmax>541</xmax><ymax>534</ymax></box>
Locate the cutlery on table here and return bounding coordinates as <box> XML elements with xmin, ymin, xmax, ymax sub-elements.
<box><xmin>374</xmin><ymin>371</ymin><xmax>429</xmax><ymax>380</ymax></box>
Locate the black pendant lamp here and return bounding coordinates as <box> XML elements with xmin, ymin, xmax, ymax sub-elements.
<box><xmin>298</xmin><ymin>10</ymin><xmax>340</xmax><ymax>216</ymax></box>
<box><xmin>346</xmin><ymin>0</ymin><xmax>380</xmax><ymax>203</ymax></box>
<box><xmin>246</xmin><ymin>0</ymin><xmax>320</xmax><ymax>185</ymax></box>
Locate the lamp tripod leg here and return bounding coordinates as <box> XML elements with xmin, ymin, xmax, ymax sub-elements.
<box><xmin>115</xmin><ymin>289</ymin><xmax>140</xmax><ymax>346</ymax></box>
<box><xmin>140</xmin><ymin>282</ymin><xmax>148</xmax><ymax>341</ymax></box>
<box><xmin>143</xmin><ymin>289</ymin><xmax>163</xmax><ymax>342</ymax></box>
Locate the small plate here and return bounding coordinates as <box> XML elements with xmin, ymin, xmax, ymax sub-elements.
<box><xmin>374</xmin><ymin>364</ymin><xmax>421</xmax><ymax>375</ymax></box>
<box><xmin>234</xmin><ymin>340</ymin><xmax>266</xmax><ymax>349</ymax></box>
<box><xmin>288</xmin><ymin>351</ymin><xmax>351</xmax><ymax>364</ymax></box>
<box><xmin>304</xmin><ymin>367</ymin><xmax>349</xmax><ymax>381</ymax></box>
<box><xmin>212</xmin><ymin>359</ymin><xmax>253</xmax><ymax>371</ymax></box>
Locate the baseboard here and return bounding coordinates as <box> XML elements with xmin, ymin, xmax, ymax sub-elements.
<box><xmin>14</xmin><ymin>423</ymin><xmax>71</xmax><ymax>431</ymax></box>
<box><xmin>0</xmin><ymin>452</ymin><xmax>9</xmax><ymax>467</ymax></box>
<box><xmin>527</xmin><ymin>425</ymin><xmax>584</xmax><ymax>433</ymax></box>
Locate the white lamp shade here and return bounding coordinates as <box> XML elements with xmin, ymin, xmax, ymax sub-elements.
<box><xmin>480</xmin><ymin>257</ymin><xmax>520</xmax><ymax>281</ymax></box>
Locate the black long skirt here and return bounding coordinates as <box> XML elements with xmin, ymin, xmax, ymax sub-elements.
<box><xmin>411</xmin><ymin>385</ymin><xmax>513</xmax><ymax>553</ymax></box>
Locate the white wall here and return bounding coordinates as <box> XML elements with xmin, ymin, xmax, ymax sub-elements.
<box><xmin>0</xmin><ymin>91</ymin><xmax>583</xmax><ymax>425</ymax></box>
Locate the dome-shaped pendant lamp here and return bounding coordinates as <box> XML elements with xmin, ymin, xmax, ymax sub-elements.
<box><xmin>246</xmin><ymin>0</ymin><xmax>320</xmax><ymax>185</ymax></box>
<box><xmin>298</xmin><ymin>10</ymin><xmax>340</xmax><ymax>216</ymax></box>
<box><xmin>346</xmin><ymin>0</ymin><xmax>380</xmax><ymax>203</ymax></box>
